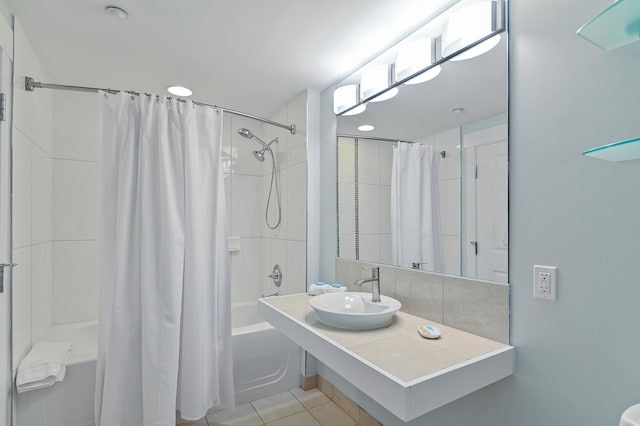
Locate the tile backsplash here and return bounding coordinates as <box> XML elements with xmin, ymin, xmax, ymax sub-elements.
<box><xmin>335</xmin><ymin>258</ymin><xmax>509</xmax><ymax>343</ymax></box>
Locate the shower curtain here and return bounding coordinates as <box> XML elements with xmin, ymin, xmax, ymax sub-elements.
<box><xmin>95</xmin><ymin>92</ymin><xmax>234</xmax><ymax>426</ymax></box>
<box><xmin>391</xmin><ymin>142</ymin><xmax>444</xmax><ymax>272</ymax></box>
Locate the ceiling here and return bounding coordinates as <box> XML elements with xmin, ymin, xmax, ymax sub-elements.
<box><xmin>5</xmin><ymin>0</ymin><xmax>462</xmax><ymax>117</ymax></box>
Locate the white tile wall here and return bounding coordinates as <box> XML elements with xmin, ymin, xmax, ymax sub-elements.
<box><xmin>358</xmin><ymin>140</ymin><xmax>379</xmax><ymax>185</ymax></box>
<box><xmin>359</xmin><ymin>234</ymin><xmax>381</xmax><ymax>264</ymax></box>
<box><xmin>230</xmin><ymin>174</ymin><xmax>263</xmax><ymax>238</ymax></box>
<box><xmin>12</xmin><ymin>247</ymin><xmax>31</xmax><ymax>362</ymax></box>
<box><xmin>339</xmin><ymin>233</ymin><xmax>356</xmax><ymax>260</ymax></box>
<box><xmin>337</xmin><ymin>138</ymin><xmax>355</xmax><ymax>183</ymax></box>
<box><xmin>13</xmin><ymin>130</ymin><xmax>32</xmax><ymax>249</ymax></box>
<box><xmin>358</xmin><ymin>184</ymin><xmax>380</xmax><ymax>235</ymax></box>
<box><xmin>230</xmin><ymin>237</ymin><xmax>263</xmax><ymax>303</ymax></box>
<box><xmin>30</xmin><ymin>242</ymin><xmax>52</xmax><ymax>340</ymax></box>
<box><xmin>31</xmin><ymin>144</ymin><xmax>52</xmax><ymax>244</ymax></box>
<box><xmin>286</xmin><ymin>240</ymin><xmax>306</xmax><ymax>294</ymax></box>
<box><xmin>287</xmin><ymin>92</ymin><xmax>307</xmax><ymax>167</ymax></box>
<box><xmin>12</xmin><ymin>21</ymin><xmax>56</xmax><ymax>370</ymax></box>
<box><xmin>53</xmin><ymin>91</ymin><xmax>101</xmax><ymax>162</ymax></box>
<box><xmin>51</xmin><ymin>241</ymin><xmax>99</xmax><ymax>324</ymax></box>
<box><xmin>338</xmin><ymin>183</ymin><xmax>355</xmax><ymax>235</ymax></box>
<box><xmin>287</xmin><ymin>162</ymin><xmax>307</xmax><ymax>242</ymax></box>
<box><xmin>441</xmin><ymin>178</ymin><xmax>461</xmax><ymax>236</ymax></box>
<box><xmin>434</xmin><ymin>128</ymin><xmax>460</xmax><ymax>179</ymax></box>
<box><xmin>53</xmin><ymin>159</ymin><xmax>100</xmax><ymax>241</ymax></box>
<box><xmin>228</xmin><ymin>91</ymin><xmax>309</xmax><ymax>300</ymax></box>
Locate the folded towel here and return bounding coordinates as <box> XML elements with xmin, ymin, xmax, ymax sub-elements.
<box><xmin>16</xmin><ymin>341</ymin><xmax>72</xmax><ymax>393</ymax></box>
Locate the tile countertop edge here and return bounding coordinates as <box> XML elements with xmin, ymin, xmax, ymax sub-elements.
<box><xmin>258</xmin><ymin>295</ymin><xmax>515</xmax><ymax>422</ymax></box>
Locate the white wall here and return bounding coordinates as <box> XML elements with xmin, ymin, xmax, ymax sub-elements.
<box><xmin>51</xmin><ymin>91</ymin><xmax>101</xmax><ymax>324</ymax></box>
<box><xmin>319</xmin><ymin>0</ymin><xmax>640</xmax><ymax>424</ymax></box>
<box><xmin>12</xmin><ymin>20</ymin><xmax>54</xmax><ymax>363</ymax></box>
<box><xmin>225</xmin><ymin>91</ymin><xmax>308</xmax><ymax>302</ymax></box>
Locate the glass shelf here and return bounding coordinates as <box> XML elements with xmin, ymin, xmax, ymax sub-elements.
<box><xmin>577</xmin><ymin>0</ymin><xmax>640</xmax><ymax>51</ymax></box>
<box><xmin>582</xmin><ymin>137</ymin><xmax>640</xmax><ymax>161</ymax></box>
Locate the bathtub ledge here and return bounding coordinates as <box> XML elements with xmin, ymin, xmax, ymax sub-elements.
<box><xmin>259</xmin><ymin>293</ymin><xmax>515</xmax><ymax>422</ymax></box>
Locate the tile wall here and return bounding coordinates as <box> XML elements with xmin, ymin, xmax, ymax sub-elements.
<box><xmin>12</xmin><ymin>21</ymin><xmax>54</xmax><ymax>363</ymax></box>
<box><xmin>223</xmin><ymin>90</ymin><xmax>308</xmax><ymax>303</ymax></box>
<box><xmin>417</xmin><ymin>127</ymin><xmax>461</xmax><ymax>276</ymax></box>
<box><xmin>51</xmin><ymin>91</ymin><xmax>101</xmax><ymax>324</ymax></box>
<box><xmin>335</xmin><ymin>257</ymin><xmax>509</xmax><ymax>343</ymax></box>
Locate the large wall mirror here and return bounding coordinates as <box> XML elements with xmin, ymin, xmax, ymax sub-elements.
<box><xmin>335</xmin><ymin>0</ymin><xmax>508</xmax><ymax>283</ymax></box>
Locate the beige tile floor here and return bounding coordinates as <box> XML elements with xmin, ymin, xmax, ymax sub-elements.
<box><xmin>177</xmin><ymin>387</ymin><xmax>362</xmax><ymax>426</ymax></box>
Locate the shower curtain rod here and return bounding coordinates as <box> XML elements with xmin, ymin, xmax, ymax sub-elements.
<box><xmin>24</xmin><ymin>76</ymin><xmax>296</xmax><ymax>135</ymax></box>
<box><xmin>337</xmin><ymin>133</ymin><xmax>447</xmax><ymax>158</ymax></box>
<box><xmin>337</xmin><ymin>133</ymin><xmax>414</xmax><ymax>144</ymax></box>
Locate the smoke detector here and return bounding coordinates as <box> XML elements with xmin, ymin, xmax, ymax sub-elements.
<box><xmin>105</xmin><ymin>6</ymin><xmax>128</xmax><ymax>20</ymax></box>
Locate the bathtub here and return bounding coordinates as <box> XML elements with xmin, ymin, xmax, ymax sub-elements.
<box><xmin>15</xmin><ymin>301</ymin><xmax>300</xmax><ymax>425</ymax></box>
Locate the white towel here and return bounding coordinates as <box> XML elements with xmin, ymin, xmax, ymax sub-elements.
<box><xmin>16</xmin><ymin>341</ymin><xmax>73</xmax><ymax>393</ymax></box>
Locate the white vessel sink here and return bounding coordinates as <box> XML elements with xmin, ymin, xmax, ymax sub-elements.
<box><xmin>308</xmin><ymin>292</ymin><xmax>401</xmax><ymax>330</ymax></box>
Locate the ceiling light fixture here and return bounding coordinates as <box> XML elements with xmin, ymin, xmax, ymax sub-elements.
<box><xmin>332</xmin><ymin>0</ymin><xmax>504</xmax><ymax>116</ymax></box>
<box><xmin>395</xmin><ymin>38</ymin><xmax>441</xmax><ymax>85</ymax></box>
<box><xmin>167</xmin><ymin>86</ymin><xmax>193</xmax><ymax>97</ymax></box>
<box><xmin>357</xmin><ymin>124</ymin><xmax>376</xmax><ymax>132</ymax></box>
<box><xmin>333</xmin><ymin>84</ymin><xmax>366</xmax><ymax>115</ymax></box>
<box><xmin>105</xmin><ymin>5</ymin><xmax>128</xmax><ymax>20</ymax></box>
<box><xmin>360</xmin><ymin>64</ymin><xmax>398</xmax><ymax>103</ymax></box>
<box><xmin>452</xmin><ymin>107</ymin><xmax>465</xmax><ymax>114</ymax></box>
<box><xmin>442</xmin><ymin>1</ymin><xmax>500</xmax><ymax>61</ymax></box>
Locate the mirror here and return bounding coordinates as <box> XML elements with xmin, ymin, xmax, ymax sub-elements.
<box><xmin>336</xmin><ymin>14</ymin><xmax>508</xmax><ymax>283</ymax></box>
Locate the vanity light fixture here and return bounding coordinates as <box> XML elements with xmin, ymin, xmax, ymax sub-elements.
<box><xmin>357</xmin><ymin>124</ymin><xmax>376</xmax><ymax>132</ymax></box>
<box><xmin>333</xmin><ymin>84</ymin><xmax>367</xmax><ymax>116</ymax></box>
<box><xmin>105</xmin><ymin>5</ymin><xmax>128</xmax><ymax>20</ymax></box>
<box><xmin>167</xmin><ymin>86</ymin><xmax>193</xmax><ymax>97</ymax></box>
<box><xmin>442</xmin><ymin>1</ymin><xmax>500</xmax><ymax>61</ymax></box>
<box><xmin>395</xmin><ymin>38</ymin><xmax>441</xmax><ymax>85</ymax></box>
<box><xmin>360</xmin><ymin>64</ymin><xmax>398</xmax><ymax>103</ymax></box>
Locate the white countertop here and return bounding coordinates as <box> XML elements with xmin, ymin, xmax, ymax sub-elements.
<box><xmin>259</xmin><ymin>293</ymin><xmax>515</xmax><ymax>422</ymax></box>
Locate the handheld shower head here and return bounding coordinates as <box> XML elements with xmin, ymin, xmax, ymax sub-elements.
<box><xmin>238</xmin><ymin>128</ymin><xmax>253</xmax><ymax>139</ymax></box>
<box><xmin>238</xmin><ymin>127</ymin><xmax>268</xmax><ymax>148</ymax></box>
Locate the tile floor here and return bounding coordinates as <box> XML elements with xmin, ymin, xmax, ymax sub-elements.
<box><xmin>178</xmin><ymin>387</ymin><xmax>362</xmax><ymax>426</ymax></box>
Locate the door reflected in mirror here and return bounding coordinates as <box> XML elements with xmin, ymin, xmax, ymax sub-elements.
<box><xmin>336</xmin><ymin>36</ymin><xmax>508</xmax><ymax>283</ymax></box>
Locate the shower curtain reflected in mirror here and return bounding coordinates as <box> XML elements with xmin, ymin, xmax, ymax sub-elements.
<box><xmin>391</xmin><ymin>143</ymin><xmax>444</xmax><ymax>272</ymax></box>
<box><xmin>95</xmin><ymin>92</ymin><xmax>234</xmax><ymax>426</ymax></box>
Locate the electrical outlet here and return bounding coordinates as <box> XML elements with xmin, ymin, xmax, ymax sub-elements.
<box><xmin>533</xmin><ymin>265</ymin><xmax>557</xmax><ymax>301</ymax></box>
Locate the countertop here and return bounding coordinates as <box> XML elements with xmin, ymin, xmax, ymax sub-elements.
<box><xmin>259</xmin><ymin>293</ymin><xmax>515</xmax><ymax>421</ymax></box>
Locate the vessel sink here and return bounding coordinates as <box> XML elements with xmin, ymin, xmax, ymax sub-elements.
<box><xmin>309</xmin><ymin>292</ymin><xmax>402</xmax><ymax>330</ymax></box>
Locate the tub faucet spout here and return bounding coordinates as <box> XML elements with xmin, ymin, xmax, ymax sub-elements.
<box><xmin>355</xmin><ymin>267</ymin><xmax>381</xmax><ymax>302</ymax></box>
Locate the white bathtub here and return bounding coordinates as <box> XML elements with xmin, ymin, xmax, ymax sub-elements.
<box><xmin>16</xmin><ymin>301</ymin><xmax>300</xmax><ymax>425</ymax></box>
<box><xmin>231</xmin><ymin>300</ymin><xmax>300</xmax><ymax>405</ymax></box>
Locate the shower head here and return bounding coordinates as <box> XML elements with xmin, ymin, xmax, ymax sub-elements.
<box><xmin>237</xmin><ymin>127</ymin><xmax>268</xmax><ymax>148</ymax></box>
<box><xmin>238</xmin><ymin>128</ymin><xmax>254</xmax><ymax>139</ymax></box>
<box><xmin>253</xmin><ymin>149</ymin><xmax>266</xmax><ymax>162</ymax></box>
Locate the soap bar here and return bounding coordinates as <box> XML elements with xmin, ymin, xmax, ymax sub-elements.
<box><xmin>418</xmin><ymin>324</ymin><xmax>442</xmax><ymax>339</ymax></box>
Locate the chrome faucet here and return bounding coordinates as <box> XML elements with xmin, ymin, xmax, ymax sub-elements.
<box><xmin>355</xmin><ymin>267</ymin><xmax>381</xmax><ymax>303</ymax></box>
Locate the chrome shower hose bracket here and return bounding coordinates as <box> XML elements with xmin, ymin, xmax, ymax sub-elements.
<box><xmin>268</xmin><ymin>264</ymin><xmax>283</xmax><ymax>287</ymax></box>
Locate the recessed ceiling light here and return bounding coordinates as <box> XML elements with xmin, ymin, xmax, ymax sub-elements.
<box><xmin>452</xmin><ymin>107</ymin><xmax>465</xmax><ymax>114</ymax></box>
<box><xmin>167</xmin><ymin>86</ymin><xmax>193</xmax><ymax>97</ymax></box>
<box><xmin>105</xmin><ymin>6</ymin><xmax>128</xmax><ymax>20</ymax></box>
<box><xmin>357</xmin><ymin>124</ymin><xmax>376</xmax><ymax>132</ymax></box>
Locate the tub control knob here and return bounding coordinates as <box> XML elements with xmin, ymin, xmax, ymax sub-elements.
<box><xmin>268</xmin><ymin>264</ymin><xmax>283</xmax><ymax>287</ymax></box>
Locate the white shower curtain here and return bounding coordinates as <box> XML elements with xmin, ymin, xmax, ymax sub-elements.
<box><xmin>95</xmin><ymin>92</ymin><xmax>234</xmax><ymax>426</ymax></box>
<box><xmin>391</xmin><ymin>142</ymin><xmax>444</xmax><ymax>272</ymax></box>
